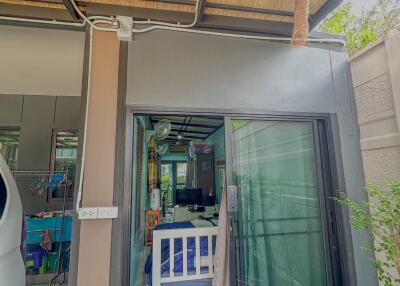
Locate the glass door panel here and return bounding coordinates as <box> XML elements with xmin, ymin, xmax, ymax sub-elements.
<box><xmin>229</xmin><ymin>119</ymin><xmax>328</xmax><ymax>286</ymax></box>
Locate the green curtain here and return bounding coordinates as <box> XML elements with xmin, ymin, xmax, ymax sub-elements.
<box><xmin>231</xmin><ymin>120</ymin><xmax>327</xmax><ymax>286</ymax></box>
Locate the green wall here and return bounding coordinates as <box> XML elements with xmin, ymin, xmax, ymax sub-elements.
<box><xmin>160</xmin><ymin>152</ymin><xmax>187</xmax><ymax>162</ymax></box>
<box><xmin>129</xmin><ymin>121</ymin><xmax>225</xmax><ymax>284</ymax></box>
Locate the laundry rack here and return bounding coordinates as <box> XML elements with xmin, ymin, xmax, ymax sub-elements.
<box><xmin>12</xmin><ymin>170</ymin><xmax>70</xmax><ymax>285</ymax></box>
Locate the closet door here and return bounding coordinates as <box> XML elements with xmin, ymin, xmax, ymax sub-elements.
<box><xmin>224</xmin><ymin>116</ymin><xmax>341</xmax><ymax>286</ymax></box>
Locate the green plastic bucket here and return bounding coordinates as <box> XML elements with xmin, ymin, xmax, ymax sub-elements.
<box><xmin>38</xmin><ymin>255</ymin><xmax>48</xmax><ymax>275</ymax></box>
<box><xmin>47</xmin><ymin>252</ymin><xmax>58</xmax><ymax>273</ymax></box>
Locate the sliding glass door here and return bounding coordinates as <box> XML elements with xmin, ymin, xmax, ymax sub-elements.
<box><xmin>225</xmin><ymin>117</ymin><xmax>340</xmax><ymax>286</ymax></box>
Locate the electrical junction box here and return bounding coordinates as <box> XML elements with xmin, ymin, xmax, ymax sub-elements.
<box><xmin>116</xmin><ymin>16</ymin><xmax>133</xmax><ymax>41</ymax></box>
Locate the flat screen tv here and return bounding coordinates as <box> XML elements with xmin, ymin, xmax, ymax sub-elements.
<box><xmin>175</xmin><ymin>188</ymin><xmax>203</xmax><ymax>205</ymax></box>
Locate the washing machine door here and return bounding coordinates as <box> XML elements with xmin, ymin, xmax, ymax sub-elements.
<box><xmin>0</xmin><ymin>154</ymin><xmax>25</xmax><ymax>286</ymax></box>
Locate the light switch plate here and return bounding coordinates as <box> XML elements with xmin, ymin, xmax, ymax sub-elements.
<box><xmin>98</xmin><ymin>207</ymin><xmax>119</xmax><ymax>219</ymax></box>
<box><xmin>78</xmin><ymin>207</ymin><xmax>98</xmax><ymax>220</ymax></box>
<box><xmin>78</xmin><ymin>206</ymin><xmax>119</xmax><ymax>220</ymax></box>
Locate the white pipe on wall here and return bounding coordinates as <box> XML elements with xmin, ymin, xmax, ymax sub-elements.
<box><xmin>75</xmin><ymin>26</ymin><xmax>93</xmax><ymax>213</ymax></box>
<box><xmin>0</xmin><ymin>15</ymin><xmax>85</xmax><ymax>27</ymax></box>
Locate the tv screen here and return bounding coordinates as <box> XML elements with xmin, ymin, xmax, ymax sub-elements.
<box><xmin>175</xmin><ymin>188</ymin><xmax>203</xmax><ymax>205</ymax></box>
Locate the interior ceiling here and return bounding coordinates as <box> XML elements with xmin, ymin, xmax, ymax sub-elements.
<box><xmin>0</xmin><ymin>0</ymin><xmax>342</xmax><ymax>35</ymax></box>
<box><xmin>56</xmin><ymin>130</ymin><xmax>79</xmax><ymax>148</ymax></box>
<box><xmin>150</xmin><ymin>114</ymin><xmax>223</xmax><ymax>146</ymax></box>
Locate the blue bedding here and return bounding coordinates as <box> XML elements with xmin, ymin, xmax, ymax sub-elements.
<box><xmin>145</xmin><ymin>222</ymin><xmax>216</xmax><ymax>285</ymax></box>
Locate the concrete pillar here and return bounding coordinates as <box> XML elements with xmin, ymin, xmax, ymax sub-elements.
<box><xmin>76</xmin><ymin>27</ymin><xmax>121</xmax><ymax>286</ymax></box>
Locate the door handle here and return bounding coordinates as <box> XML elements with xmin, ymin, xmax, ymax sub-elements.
<box><xmin>227</xmin><ymin>185</ymin><xmax>238</xmax><ymax>212</ymax></box>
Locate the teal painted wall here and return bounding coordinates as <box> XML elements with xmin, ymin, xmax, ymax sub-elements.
<box><xmin>160</xmin><ymin>152</ymin><xmax>187</xmax><ymax>162</ymax></box>
<box><xmin>130</xmin><ymin>116</ymin><xmax>150</xmax><ymax>286</ymax></box>
<box><xmin>206</xmin><ymin>127</ymin><xmax>225</xmax><ymax>204</ymax></box>
<box><xmin>129</xmin><ymin>122</ymin><xmax>224</xmax><ymax>284</ymax></box>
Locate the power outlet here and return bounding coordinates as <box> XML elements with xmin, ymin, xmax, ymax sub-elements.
<box><xmin>78</xmin><ymin>207</ymin><xmax>98</xmax><ymax>220</ymax></box>
<box><xmin>98</xmin><ymin>207</ymin><xmax>119</xmax><ymax>219</ymax></box>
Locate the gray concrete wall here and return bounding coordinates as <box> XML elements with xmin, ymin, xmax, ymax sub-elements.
<box><xmin>0</xmin><ymin>24</ymin><xmax>84</xmax><ymax>214</ymax></box>
<box><xmin>126</xmin><ymin>30</ymin><xmax>378</xmax><ymax>286</ymax></box>
<box><xmin>0</xmin><ymin>25</ymin><xmax>84</xmax><ymax>97</ymax></box>
<box><xmin>0</xmin><ymin>95</ymin><xmax>81</xmax><ymax>214</ymax></box>
<box><xmin>349</xmin><ymin>29</ymin><xmax>400</xmax><ymax>283</ymax></box>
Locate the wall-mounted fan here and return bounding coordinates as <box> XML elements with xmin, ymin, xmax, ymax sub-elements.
<box><xmin>153</xmin><ymin>119</ymin><xmax>171</xmax><ymax>140</ymax></box>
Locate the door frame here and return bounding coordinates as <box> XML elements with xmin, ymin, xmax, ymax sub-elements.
<box><xmin>118</xmin><ymin>106</ymin><xmax>353</xmax><ymax>286</ymax></box>
<box><xmin>224</xmin><ymin>115</ymin><xmax>343</xmax><ymax>286</ymax></box>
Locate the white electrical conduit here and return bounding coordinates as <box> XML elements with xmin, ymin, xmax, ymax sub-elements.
<box><xmin>131</xmin><ymin>25</ymin><xmax>347</xmax><ymax>45</ymax></box>
<box><xmin>0</xmin><ymin>15</ymin><xmax>111</xmax><ymax>28</ymax></box>
<box><xmin>69</xmin><ymin>0</ymin><xmax>202</xmax><ymax>29</ymax></box>
<box><xmin>66</xmin><ymin>0</ymin><xmax>347</xmax><ymax>46</ymax></box>
<box><xmin>0</xmin><ymin>1</ymin><xmax>346</xmax><ymax>46</ymax></box>
<box><xmin>68</xmin><ymin>0</ymin><xmax>116</xmax><ymax>32</ymax></box>
<box><xmin>67</xmin><ymin>0</ymin><xmax>346</xmax><ymax>45</ymax></box>
<box><xmin>75</xmin><ymin>26</ymin><xmax>93</xmax><ymax>213</ymax></box>
<box><xmin>0</xmin><ymin>15</ymin><xmax>85</xmax><ymax>27</ymax></box>
<box><xmin>132</xmin><ymin>0</ymin><xmax>201</xmax><ymax>27</ymax></box>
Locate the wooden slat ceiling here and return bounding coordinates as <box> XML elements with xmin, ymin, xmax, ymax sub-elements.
<box><xmin>150</xmin><ymin>114</ymin><xmax>224</xmax><ymax>145</ymax></box>
<box><xmin>79</xmin><ymin>0</ymin><xmax>327</xmax><ymax>22</ymax></box>
<box><xmin>0</xmin><ymin>0</ymin><xmax>338</xmax><ymax>35</ymax></box>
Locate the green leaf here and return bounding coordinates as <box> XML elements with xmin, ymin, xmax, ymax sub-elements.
<box><xmin>334</xmin><ymin>181</ymin><xmax>400</xmax><ymax>284</ymax></box>
<box><xmin>318</xmin><ymin>1</ymin><xmax>400</xmax><ymax>55</ymax></box>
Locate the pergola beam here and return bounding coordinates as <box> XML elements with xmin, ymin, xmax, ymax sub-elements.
<box><xmin>62</xmin><ymin>0</ymin><xmax>80</xmax><ymax>20</ymax></box>
<box><xmin>196</xmin><ymin>0</ymin><xmax>206</xmax><ymax>24</ymax></box>
<box><xmin>291</xmin><ymin>0</ymin><xmax>310</xmax><ymax>47</ymax></box>
<box><xmin>146</xmin><ymin>0</ymin><xmax>294</xmax><ymax>17</ymax></box>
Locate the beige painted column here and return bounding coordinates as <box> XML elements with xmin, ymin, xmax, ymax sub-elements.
<box><xmin>76</xmin><ymin>28</ymin><xmax>120</xmax><ymax>286</ymax></box>
<box><xmin>386</xmin><ymin>30</ymin><xmax>400</xmax><ymax>130</ymax></box>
